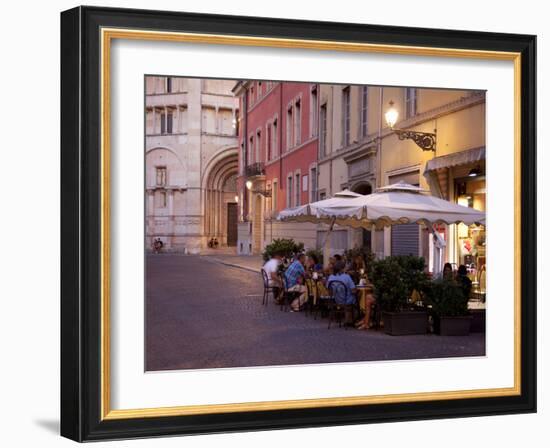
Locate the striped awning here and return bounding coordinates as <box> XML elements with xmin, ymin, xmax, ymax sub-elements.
<box><xmin>425</xmin><ymin>147</ymin><xmax>485</xmax><ymax>174</ymax></box>
<box><xmin>423</xmin><ymin>147</ymin><xmax>485</xmax><ymax>199</ymax></box>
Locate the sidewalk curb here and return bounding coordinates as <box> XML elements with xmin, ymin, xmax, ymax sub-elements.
<box><xmin>205</xmin><ymin>257</ymin><xmax>260</xmax><ymax>274</ymax></box>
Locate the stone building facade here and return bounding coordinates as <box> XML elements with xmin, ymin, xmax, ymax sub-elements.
<box><xmin>317</xmin><ymin>84</ymin><xmax>486</xmax><ymax>268</ymax></box>
<box><xmin>145</xmin><ymin>77</ymin><xmax>239</xmax><ymax>253</ymax></box>
<box><xmin>233</xmin><ymin>81</ymin><xmax>319</xmax><ymax>255</ymax></box>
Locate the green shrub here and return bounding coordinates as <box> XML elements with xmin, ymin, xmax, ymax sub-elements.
<box><xmin>262</xmin><ymin>238</ymin><xmax>304</xmax><ymax>262</ymax></box>
<box><xmin>305</xmin><ymin>248</ymin><xmax>323</xmax><ymax>266</ymax></box>
<box><xmin>371</xmin><ymin>255</ymin><xmax>430</xmax><ymax>312</ymax></box>
<box><xmin>426</xmin><ymin>279</ymin><xmax>469</xmax><ymax>317</ymax></box>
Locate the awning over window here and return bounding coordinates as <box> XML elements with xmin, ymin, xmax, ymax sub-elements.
<box><xmin>425</xmin><ymin>147</ymin><xmax>485</xmax><ymax>174</ymax></box>
<box><xmin>423</xmin><ymin>147</ymin><xmax>485</xmax><ymax>199</ymax></box>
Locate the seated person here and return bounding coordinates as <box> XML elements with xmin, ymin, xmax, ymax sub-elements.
<box><xmin>307</xmin><ymin>254</ymin><xmax>323</xmax><ymax>272</ymax></box>
<box><xmin>262</xmin><ymin>251</ymin><xmax>283</xmax><ymax>300</ymax></box>
<box><xmin>284</xmin><ymin>253</ymin><xmax>308</xmax><ymax>312</ymax></box>
<box><xmin>351</xmin><ymin>254</ymin><xmax>366</xmax><ymax>273</ymax></box>
<box><xmin>457</xmin><ymin>264</ymin><xmax>473</xmax><ymax>299</ymax></box>
<box><xmin>327</xmin><ymin>261</ymin><xmax>357</xmax><ymax>306</ymax></box>
<box><xmin>355</xmin><ymin>284</ymin><xmax>376</xmax><ymax>331</ymax></box>
<box><xmin>440</xmin><ymin>262</ymin><xmax>454</xmax><ymax>280</ymax></box>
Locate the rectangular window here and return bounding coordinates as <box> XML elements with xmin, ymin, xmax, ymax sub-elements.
<box><xmin>310</xmin><ymin>167</ymin><xmax>317</xmax><ymax>202</ymax></box>
<box><xmin>249</xmin><ymin>136</ymin><xmax>254</xmax><ymax>163</ymax></box>
<box><xmin>286</xmin><ymin>106</ymin><xmax>293</xmax><ymax>150</ymax></box>
<box><xmin>310</xmin><ymin>86</ymin><xmax>318</xmax><ymax>137</ymax></box>
<box><xmin>295</xmin><ymin>173</ymin><xmax>301</xmax><ymax>207</ymax></box>
<box><xmin>158</xmin><ymin>191</ymin><xmax>167</xmax><ymax>208</ymax></box>
<box><xmin>166</xmin><ymin>77</ymin><xmax>172</xmax><ymax>93</ymax></box>
<box><xmin>320</xmin><ymin>103</ymin><xmax>327</xmax><ymax>157</ymax></box>
<box><xmin>272</xmin><ymin>180</ymin><xmax>278</xmax><ymax>211</ymax></box>
<box><xmin>267</xmin><ymin>125</ymin><xmax>272</xmax><ymax>161</ymax></box>
<box><xmin>166</xmin><ymin>111</ymin><xmax>173</xmax><ymax>134</ymax></box>
<box><xmin>156</xmin><ymin>167</ymin><xmax>167</xmax><ymax>186</ymax></box>
<box><xmin>273</xmin><ymin>119</ymin><xmax>278</xmax><ymax>157</ymax></box>
<box><xmin>342</xmin><ymin>87</ymin><xmax>351</xmax><ymax>147</ymax></box>
<box><xmin>160</xmin><ymin>113</ymin><xmax>166</xmax><ymax>134</ymax></box>
<box><xmin>295</xmin><ymin>99</ymin><xmax>301</xmax><ymax>146</ymax></box>
<box><xmin>405</xmin><ymin>87</ymin><xmax>417</xmax><ymax>119</ymax></box>
<box><xmin>256</xmin><ymin>130</ymin><xmax>261</xmax><ymax>163</ymax></box>
<box><xmin>361</xmin><ymin>86</ymin><xmax>368</xmax><ymax>137</ymax></box>
<box><xmin>287</xmin><ymin>176</ymin><xmax>293</xmax><ymax>207</ymax></box>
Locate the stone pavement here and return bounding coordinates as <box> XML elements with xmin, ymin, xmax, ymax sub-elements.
<box><xmin>146</xmin><ymin>254</ymin><xmax>485</xmax><ymax>371</ymax></box>
<box><xmin>201</xmin><ymin>253</ymin><xmax>264</xmax><ymax>273</ymax></box>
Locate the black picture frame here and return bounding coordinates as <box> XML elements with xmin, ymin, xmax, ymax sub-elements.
<box><xmin>61</xmin><ymin>5</ymin><xmax>536</xmax><ymax>442</ymax></box>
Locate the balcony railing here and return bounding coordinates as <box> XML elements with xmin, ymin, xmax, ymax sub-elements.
<box><xmin>245</xmin><ymin>162</ymin><xmax>265</xmax><ymax>177</ymax></box>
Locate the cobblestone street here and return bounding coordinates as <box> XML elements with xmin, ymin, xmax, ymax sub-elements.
<box><xmin>146</xmin><ymin>254</ymin><xmax>485</xmax><ymax>371</ymax></box>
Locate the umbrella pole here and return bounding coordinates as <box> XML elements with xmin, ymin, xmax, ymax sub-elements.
<box><xmin>323</xmin><ymin>218</ymin><xmax>336</xmax><ymax>268</ymax></box>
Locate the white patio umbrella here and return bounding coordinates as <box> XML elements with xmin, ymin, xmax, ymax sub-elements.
<box><xmin>278</xmin><ymin>190</ymin><xmax>364</xmax><ymax>265</ymax></box>
<box><xmin>278</xmin><ymin>181</ymin><xmax>485</xmax><ymax>273</ymax></box>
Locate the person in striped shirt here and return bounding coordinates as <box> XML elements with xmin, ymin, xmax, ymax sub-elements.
<box><xmin>284</xmin><ymin>253</ymin><xmax>307</xmax><ymax>312</ymax></box>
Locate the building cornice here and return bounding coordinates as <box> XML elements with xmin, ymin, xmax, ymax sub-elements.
<box><xmin>146</xmin><ymin>186</ymin><xmax>187</xmax><ymax>193</ymax></box>
<box><xmin>264</xmin><ymin>135</ymin><xmax>318</xmax><ymax>168</ymax></box>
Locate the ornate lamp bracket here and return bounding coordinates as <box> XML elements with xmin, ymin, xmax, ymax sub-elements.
<box><xmin>393</xmin><ymin>128</ymin><xmax>437</xmax><ymax>152</ymax></box>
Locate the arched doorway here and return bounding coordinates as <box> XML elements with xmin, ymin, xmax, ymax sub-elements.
<box><xmin>353</xmin><ymin>182</ymin><xmax>372</xmax><ymax>196</ymax></box>
<box><xmin>352</xmin><ymin>182</ymin><xmax>373</xmax><ymax>249</ymax></box>
<box><xmin>203</xmin><ymin>150</ymin><xmax>238</xmax><ymax>249</ymax></box>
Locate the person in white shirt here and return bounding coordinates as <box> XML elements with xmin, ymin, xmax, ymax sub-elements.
<box><xmin>262</xmin><ymin>252</ymin><xmax>283</xmax><ymax>301</ymax></box>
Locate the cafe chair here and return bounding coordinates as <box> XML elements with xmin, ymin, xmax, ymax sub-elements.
<box><xmin>278</xmin><ymin>273</ymin><xmax>301</xmax><ymax>312</ymax></box>
<box><xmin>326</xmin><ymin>280</ymin><xmax>352</xmax><ymax>330</ymax></box>
<box><xmin>260</xmin><ymin>268</ymin><xmax>278</xmax><ymax>306</ymax></box>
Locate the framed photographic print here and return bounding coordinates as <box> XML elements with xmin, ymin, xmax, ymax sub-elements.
<box><xmin>60</xmin><ymin>6</ymin><xmax>537</xmax><ymax>442</ymax></box>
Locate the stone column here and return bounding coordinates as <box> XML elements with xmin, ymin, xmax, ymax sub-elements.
<box><xmin>152</xmin><ymin>108</ymin><xmax>156</xmax><ymax>134</ymax></box>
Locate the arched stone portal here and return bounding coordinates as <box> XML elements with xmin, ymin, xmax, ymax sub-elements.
<box><xmin>352</xmin><ymin>182</ymin><xmax>373</xmax><ymax>196</ymax></box>
<box><xmin>203</xmin><ymin>150</ymin><xmax>238</xmax><ymax>249</ymax></box>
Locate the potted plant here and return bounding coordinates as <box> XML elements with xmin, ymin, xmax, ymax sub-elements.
<box><xmin>262</xmin><ymin>238</ymin><xmax>304</xmax><ymax>263</ymax></box>
<box><xmin>371</xmin><ymin>255</ymin><xmax>430</xmax><ymax>336</ymax></box>
<box><xmin>427</xmin><ymin>279</ymin><xmax>472</xmax><ymax>336</ymax></box>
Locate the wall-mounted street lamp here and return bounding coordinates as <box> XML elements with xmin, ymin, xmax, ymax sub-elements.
<box><xmin>234</xmin><ymin>195</ymin><xmax>239</xmax><ymax>203</ymax></box>
<box><xmin>246</xmin><ymin>180</ymin><xmax>272</xmax><ymax>197</ymax></box>
<box><xmin>385</xmin><ymin>101</ymin><xmax>437</xmax><ymax>152</ymax></box>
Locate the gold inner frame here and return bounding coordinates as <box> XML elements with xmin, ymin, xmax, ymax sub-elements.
<box><xmin>100</xmin><ymin>27</ymin><xmax>522</xmax><ymax>421</ymax></box>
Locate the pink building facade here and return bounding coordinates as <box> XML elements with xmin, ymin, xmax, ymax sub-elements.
<box><xmin>233</xmin><ymin>80</ymin><xmax>319</xmax><ymax>255</ymax></box>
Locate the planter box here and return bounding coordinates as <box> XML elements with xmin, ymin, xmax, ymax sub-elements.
<box><xmin>469</xmin><ymin>309</ymin><xmax>486</xmax><ymax>333</ymax></box>
<box><xmin>382</xmin><ymin>311</ymin><xmax>428</xmax><ymax>336</ymax></box>
<box><xmin>435</xmin><ymin>315</ymin><xmax>473</xmax><ymax>336</ymax></box>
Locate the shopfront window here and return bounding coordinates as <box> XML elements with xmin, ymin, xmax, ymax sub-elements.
<box><xmin>455</xmin><ymin>177</ymin><xmax>486</xmax><ymax>290</ymax></box>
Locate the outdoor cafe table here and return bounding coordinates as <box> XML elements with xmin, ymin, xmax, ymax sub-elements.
<box><xmin>305</xmin><ymin>278</ymin><xmax>329</xmax><ymax>305</ymax></box>
<box><xmin>306</xmin><ymin>278</ymin><xmax>373</xmax><ymax>313</ymax></box>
